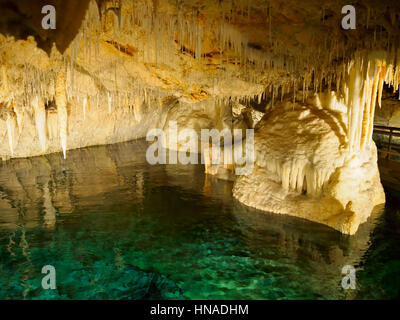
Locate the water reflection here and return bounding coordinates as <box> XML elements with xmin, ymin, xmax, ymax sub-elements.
<box><xmin>0</xmin><ymin>139</ymin><xmax>397</xmax><ymax>299</ymax></box>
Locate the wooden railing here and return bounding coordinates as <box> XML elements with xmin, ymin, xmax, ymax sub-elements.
<box><xmin>373</xmin><ymin>125</ymin><xmax>400</xmax><ymax>160</ymax></box>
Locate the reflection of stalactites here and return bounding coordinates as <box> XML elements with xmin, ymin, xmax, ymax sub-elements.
<box><xmin>202</xmin><ymin>174</ymin><xmax>212</xmax><ymax>196</ymax></box>
<box><xmin>32</xmin><ymin>97</ymin><xmax>47</xmax><ymax>152</ymax></box>
<box><xmin>135</xmin><ymin>172</ymin><xmax>144</xmax><ymax>199</ymax></box>
<box><xmin>56</xmin><ymin>72</ymin><xmax>68</xmax><ymax>159</ymax></box>
<box><xmin>7</xmin><ymin>232</ymin><xmax>16</xmax><ymax>257</ymax></box>
<box><xmin>19</xmin><ymin>227</ymin><xmax>30</xmax><ymax>262</ymax></box>
<box><xmin>114</xmin><ymin>247</ymin><xmax>125</xmax><ymax>270</ymax></box>
<box><xmin>43</xmin><ymin>181</ymin><xmax>56</xmax><ymax>229</ymax></box>
<box><xmin>52</xmin><ymin>173</ymin><xmax>75</xmax><ymax>214</ymax></box>
<box><xmin>203</xmin><ymin>144</ymin><xmax>211</xmax><ymax>174</ymax></box>
<box><xmin>19</xmin><ymin>226</ymin><xmax>32</xmax><ymax>299</ymax></box>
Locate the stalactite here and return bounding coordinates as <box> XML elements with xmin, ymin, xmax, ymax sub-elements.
<box><xmin>344</xmin><ymin>54</ymin><xmax>395</xmax><ymax>153</ymax></box>
<box><xmin>133</xmin><ymin>96</ymin><xmax>142</xmax><ymax>121</ymax></box>
<box><xmin>108</xmin><ymin>92</ymin><xmax>112</xmax><ymax>114</ymax></box>
<box><xmin>377</xmin><ymin>62</ymin><xmax>386</xmax><ymax>107</ymax></box>
<box><xmin>83</xmin><ymin>96</ymin><xmax>88</xmax><ymax>120</ymax></box>
<box><xmin>47</xmin><ymin>110</ymin><xmax>58</xmax><ymax>141</ymax></box>
<box><xmin>32</xmin><ymin>97</ymin><xmax>47</xmax><ymax>152</ymax></box>
<box><xmin>6</xmin><ymin>111</ymin><xmax>15</xmax><ymax>156</ymax></box>
<box><xmin>56</xmin><ymin>71</ymin><xmax>68</xmax><ymax>159</ymax></box>
<box><xmin>13</xmin><ymin>104</ymin><xmax>24</xmax><ymax>135</ymax></box>
<box><xmin>263</xmin><ymin>155</ymin><xmax>338</xmax><ymax>197</ymax></box>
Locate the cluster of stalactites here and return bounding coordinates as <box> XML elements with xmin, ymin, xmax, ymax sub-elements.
<box><xmin>40</xmin><ymin>0</ymin><xmax>400</xmax><ymax>105</ymax></box>
<box><xmin>345</xmin><ymin>51</ymin><xmax>400</xmax><ymax>153</ymax></box>
<box><xmin>257</xmin><ymin>156</ymin><xmax>345</xmax><ymax>197</ymax></box>
<box><xmin>1</xmin><ymin>61</ymin><xmax>56</xmax><ymax>111</ymax></box>
<box><xmin>0</xmin><ymin>66</ymin><xmax>15</xmax><ymax>156</ymax></box>
<box><xmin>68</xmin><ymin>0</ymin><xmax>396</xmax><ymax>109</ymax></box>
<box><xmin>0</xmin><ymin>62</ymin><xmax>157</xmax><ymax>159</ymax></box>
<box><xmin>64</xmin><ymin>0</ymin><xmax>362</xmax><ymax>94</ymax></box>
<box><xmin>0</xmin><ymin>64</ymin><xmax>70</xmax><ymax>158</ymax></box>
<box><xmin>72</xmin><ymin>86</ymin><xmax>149</xmax><ymax>120</ymax></box>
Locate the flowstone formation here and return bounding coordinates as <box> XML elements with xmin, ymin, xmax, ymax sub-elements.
<box><xmin>233</xmin><ymin>99</ymin><xmax>385</xmax><ymax>235</ymax></box>
<box><xmin>0</xmin><ymin>0</ymin><xmax>399</xmax><ymax>233</ymax></box>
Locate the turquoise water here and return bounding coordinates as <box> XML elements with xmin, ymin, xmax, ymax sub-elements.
<box><xmin>0</xmin><ymin>140</ymin><xmax>399</xmax><ymax>300</ymax></box>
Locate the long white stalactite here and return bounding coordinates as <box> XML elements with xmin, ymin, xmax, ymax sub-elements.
<box><xmin>56</xmin><ymin>71</ymin><xmax>68</xmax><ymax>159</ymax></box>
<box><xmin>32</xmin><ymin>96</ymin><xmax>47</xmax><ymax>153</ymax></box>
<box><xmin>83</xmin><ymin>96</ymin><xmax>88</xmax><ymax>121</ymax></box>
<box><xmin>2</xmin><ymin>68</ymin><xmax>16</xmax><ymax>156</ymax></box>
<box><xmin>345</xmin><ymin>53</ymin><xmax>394</xmax><ymax>154</ymax></box>
<box><xmin>6</xmin><ymin>111</ymin><xmax>15</xmax><ymax>156</ymax></box>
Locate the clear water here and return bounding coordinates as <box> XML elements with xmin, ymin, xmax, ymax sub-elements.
<box><xmin>0</xmin><ymin>140</ymin><xmax>399</xmax><ymax>300</ymax></box>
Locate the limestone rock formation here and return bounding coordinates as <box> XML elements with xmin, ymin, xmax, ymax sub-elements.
<box><xmin>233</xmin><ymin>100</ymin><xmax>385</xmax><ymax>235</ymax></box>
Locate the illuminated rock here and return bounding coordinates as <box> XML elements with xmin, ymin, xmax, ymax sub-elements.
<box><xmin>233</xmin><ymin>99</ymin><xmax>385</xmax><ymax>235</ymax></box>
